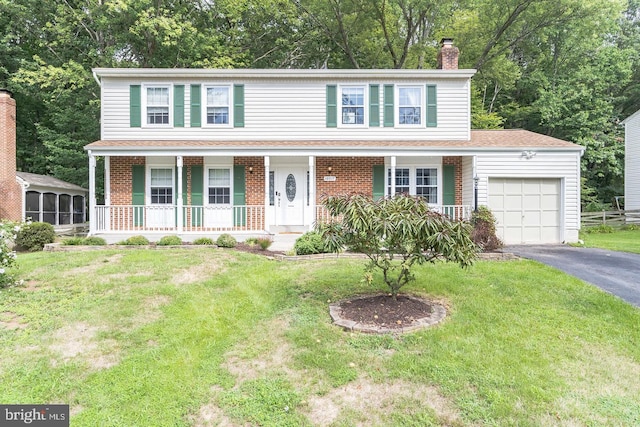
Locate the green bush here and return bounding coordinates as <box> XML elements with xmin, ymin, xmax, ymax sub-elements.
<box><xmin>583</xmin><ymin>224</ymin><xmax>615</xmax><ymax>234</ymax></box>
<box><xmin>119</xmin><ymin>235</ymin><xmax>150</xmax><ymax>246</ymax></box>
<box><xmin>158</xmin><ymin>235</ymin><xmax>183</xmax><ymax>246</ymax></box>
<box><xmin>84</xmin><ymin>236</ymin><xmax>107</xmax><ymax>245</ymax></box>
<box><xmin>622</xmin><ymin>224</ymin><xmax>640</xmax><ymax>231</ymax></box>
<box><xmin>244</xmin><ymin>237</ymin><xmax>259</xmax><ymax>246</ymax></box>
<box><xmin>16</xmin><ymin>222</ymin><xmax>56</xmax><ymax>251</ymax></box>
<box><xmin>62</xmin><ymin>236</ymin><xmax>85</xmax><ymax>246</ymax></box>
<box><xmin>216</xmin><ymin>234</ymin><xmax>237</xmax><ymax>248</ymax></box>
<box><xmin>294</xmin><ymin>231</ymin><xmax>329</xmax><ymax>255</ymax></box>
<box><xmin>470</xmin><ymin>206</ymin><xmax>503</xmax><ymax>252</ymax></box>
<box><xmin>256</xmin><ymin>237</ymin><xmax>273</xmax><ymax>250</ymax></box>
<box><xmin>193</xmin><ymin>237</ymin><xmax>214</xmax><ymax>245</ymax></box>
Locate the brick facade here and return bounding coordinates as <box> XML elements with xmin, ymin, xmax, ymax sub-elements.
<box><xmin>316</xmin><ymin>157</ymin><xmax>384</xmax><ymax>200</ymax></box>
<box><xmin>0</xmin><ymin>90</ymin><xmax>22</xmax><ymax>222</ymax></box>
<box><xmin>108</xmin><ymin>156</ymin><xmax>464</xmax><ymax>206</ymax></box>
<box><xmin>436</xmin><ymin>38</ymin><xmax>459</xmax><ymax>71</ymax></box>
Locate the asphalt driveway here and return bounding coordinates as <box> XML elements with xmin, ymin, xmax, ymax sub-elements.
<box><xmin>506</xmin><ymin>245</ymin><xmax>640</xmax><ymax>308</ymax></box>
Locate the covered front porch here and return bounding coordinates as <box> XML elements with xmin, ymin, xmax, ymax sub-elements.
<box><xmin>86</xmin><ymin>146</ymin><xmax>476</xmax><ymax>238</ymax></box>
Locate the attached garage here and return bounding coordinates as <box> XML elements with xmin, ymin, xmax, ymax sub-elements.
<box><xmin>488</xmin><ymin>178</ymin><xmax>561</xmax><ymax>244</ymax></box>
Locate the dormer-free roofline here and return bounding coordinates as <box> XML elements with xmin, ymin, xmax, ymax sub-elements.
<box><xmin>92</xmin><ymin>68</ymin><xmax>477</xmax><ymax>82</ymax></box>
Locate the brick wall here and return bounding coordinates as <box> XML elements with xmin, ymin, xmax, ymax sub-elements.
<box><xmin>0</xmin><ymin>90</ymin><xmax>22</xmax><ymax>222</ymax></box>
<box><xmin>234</xmin><ymin>156</ymin><xmax>264</xmax><ymax>205</ymax></box>
<box><xmin>316</xmin><ymin>157</ymin><xmax>384</xmax><ymax>201</ymax></box>
<box><xmin>436</xmin><ymin>39</ymin><xmax>459</xmax><ymax>70</ymax></box>
<box><xmin>443</xmin><ymin>156</ymin><xmax>463</xmax><ymax>205</ymax></box>
<box><xmin>109</xmin><ymin>156</ymin><xmax>145</xmax><ymax>205</ymax></box>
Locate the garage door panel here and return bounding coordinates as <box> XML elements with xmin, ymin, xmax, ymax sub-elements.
<box><xmin>488</xmin><ymin>177</ymin><xmax>561</xmax><ymax>244</ymax></box>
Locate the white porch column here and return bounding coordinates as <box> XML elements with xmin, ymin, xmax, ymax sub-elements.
<box><xmin>88</xmin><ymin>152</ymin><xmax>97</xmax><ymax>235</ymax></box>
<box><xmin>104</xmin><ymin>156</ymin><xmax>111</xmax><ymax>206</ymax></box>
<box><xmin>176</xmin><ymin>156</ymin><xmax>183</xmax><ymax>233</ymax></box>
<box><xmin>309</xmin><ymin>155</ymin><xmax>315</xmax><ymax>231</ymax></box>
<box><xmin>390</xmin><ymin>156</ymin><xmax>397</xmax><ymax>196</ymax></box>
<box><xmin>264</xmin><ymin>156</ymin><xmax>270</xmax><ymax>233</ymax></box>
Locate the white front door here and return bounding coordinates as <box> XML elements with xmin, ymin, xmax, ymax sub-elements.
<box><xmin>276</xmin><ymin>168</ymin><xmax>306</xmax><ymax>226</ymax></box>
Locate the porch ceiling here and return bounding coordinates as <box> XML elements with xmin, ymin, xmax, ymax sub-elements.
<box><xmin>84</xmin><ymin>130</ymin><xmax>584</xmax><ymax>156</ymax></box>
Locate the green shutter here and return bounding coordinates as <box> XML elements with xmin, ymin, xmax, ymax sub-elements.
<box><xmin>174</xmin><ymin>85</ymin><xmax>184</xmax><ymax>127</ymax></box>
<box><xmin>191</xmin><ymin>165</ymin><xmax>203</xmax><ymax>226</ymax></box>
<box><xmin>132</xmin><ymin>165</ymin><xmax>145</xmax><ymax>226</ymax></box>
<box><xmin>383</xmin><ymin>84</ymin><xmax>394</xmax><ymax>127</ymax></box>
<box><xmin>233</xmin><ymin>165</ymin><xmax>246</xmax><ymax>226</ymax></box>
<box><xmin>443</xmin><ymin>165</ymin><xmax>455</xmax><ymax>217</ymax></box>
<box><xmin>130</xmin><ymin>85</ymin><xmax>141</xmax><ymax>128</ymax></box>
<box><xmin>233</xmin><ymin>84</ymin><xmax>245</xmax><ymax>127</ymax></box>
<box><xmin>369</xmin><ymin>84</ymin><xmax>380</xmax><ymax>127</ymax></box>
<box><xmin>372</xmin><ymin>165</ymin><xmax>385</xmax><ymax>200</ymax></box>
<box><xmin>190</xmin><ymin>84</ymin><xmax>201</xmax><ymax>127</ymax></box>
<box><xmin>426</xmin><ymin>84</ymin><xmax>437</xmax><ymax>127</ymax></box>
<box><xmin>326</xmin><ymin>85</ymin><xmax>337</xmax><ymax>127</ymax></box>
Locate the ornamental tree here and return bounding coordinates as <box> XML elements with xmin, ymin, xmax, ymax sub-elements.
<box><xmin>317</xmin><ymin>194</ymin><xmax>478</xmax><ymax>299</ymax></box>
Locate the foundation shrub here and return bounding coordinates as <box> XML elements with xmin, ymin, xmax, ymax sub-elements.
<box><xmin>193</xmin><ymin>237</ymin><xmax>214</xmax><ymax>245</ymax></box>
<box><xmin>158</xmin><ymin>235</ymin><xmax>183</xmax><ymax>246</ymax></box>
<box><xmin>16</xmin><ymin>222</ymin><xmax>56</xmax><ymax>252</ymax></box>
<box><xmin>471</xmin><ymin>206</ymin><xmax>503</xmax><ymax>252</ymax></box>
<box><xmin>119</xmin><ymin>235</ymin><xmax>150</xmax><ymax>246</ymax></box>
<box><xmin>294</xmin><ymin>231</ymin><xmax>329</xmax><ymax>255</ymax></box>
<box><xmin>216</xmin><ymin>234</ymin><xmax>237</xmax><ymax>248</ymax></box>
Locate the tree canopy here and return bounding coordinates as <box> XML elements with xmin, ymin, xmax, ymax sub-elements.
<box><xmin>1</xmin><ymin>0</ymin><xmax>638</xmax><ymax>206</ymax></box>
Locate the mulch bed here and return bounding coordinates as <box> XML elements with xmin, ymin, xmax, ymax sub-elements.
<box><xmin>338</xmin><ymin>294</ymin><xmax>433</xmax><ymax>328</ymax></box>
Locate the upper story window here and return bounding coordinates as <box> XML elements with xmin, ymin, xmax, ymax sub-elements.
<box><xmin>398</xmin><ymin>86</ymin><xmax>423</xmax><ymax>125</ymax></box>
<box><xmin>145</xmin><ymin>86</ymin><xmax>170</xmax><ymax>125</ymax></box>
<box><xmin>341</xmin><ymin>86</ymin><xmax>365</xmax><ymax>125</ymax></box>
<box><xmin>205</xmin><ymin>86</ymin><xmax>231</xmax><ymax>125</ymax></box>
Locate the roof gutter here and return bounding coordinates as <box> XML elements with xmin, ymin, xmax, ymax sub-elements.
<box><xmin>92</xmin><ymin>70</ymin><xmax>101</xmax><ymax>87</ymax></box>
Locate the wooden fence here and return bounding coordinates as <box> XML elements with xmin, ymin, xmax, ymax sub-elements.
<box><xmin>581</xmin><ymin>209</ymin><xmax>640</xmax><ymax>227</ymax></box>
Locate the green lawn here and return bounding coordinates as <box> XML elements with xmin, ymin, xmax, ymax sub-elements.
<box><xmin>580</xmin><ymin>228</ymin><xmax>640</xmax><ymax>253</ymax></box>
<box><xmin>1</xmin><ymin>248</ymin><xmax>639</xmax><ymax>426</ymax></box>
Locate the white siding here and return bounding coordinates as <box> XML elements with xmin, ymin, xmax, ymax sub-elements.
<box><xmin>461</xmin><ymin>156</ymin><xmax>474</xmax><ymax>207</ymax></box>
<box><xmin>476</xmin><ymin>151</ymin><xmax>581</xmax><ymax>243</ymax></box>
<box><xmin>100</xmin><ymin>77</ymin><xmax>471</xmax><ymax>141</ymax></box>
<box><xmin>625</xmin><ymin>111</ymin><xmax>640</xmax><ymax>210</ymax></box>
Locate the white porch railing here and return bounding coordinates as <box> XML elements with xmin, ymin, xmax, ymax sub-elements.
<box><xmin>93</xmin><ymin>205</ymin><xmax>265</xmax><ymax>233</ymax></box>
<box><xmin>315</xmin><ymin>205</ymin><xmax>472</xmax><ymax>224</ymax></box>
<box><xmin>92</xmin><ymin>204</ymin><xmax>472</xmax><ymax>234</ymax></box>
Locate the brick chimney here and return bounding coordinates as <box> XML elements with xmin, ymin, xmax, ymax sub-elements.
<box><xmin>436</xmin><ymin>38</ymin><xmax>459</xmax><ymax>70</ymax></box>
<box><xmin>0</xmin><ymin>89</ymin><xmax>22</xmax><ymax>222</ymax></box>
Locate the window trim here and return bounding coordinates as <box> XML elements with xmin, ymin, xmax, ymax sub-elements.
<box><xmin>395</xmin><ymin>85</ymin><xmax>425</xmax><ymax>127</ymax></box>
<box><xmin>386</xmin><ymin>164</ymin><xmax>441</xmax><ymax>205</ymax></box>
<box><xmin>206</xmin><ymin>167</ymin><xmax>232</xmax><ymax>206</ymax></box>
<box><xmin>203</xmin><ymin>84</ymin><xmax>233</xmax><ymax>128</ymax></box>
<box><xmin>338</xmin><ymin>85</ymin><xmax>368</xmax><ymax>128</ymax></box>
<box><xmin>146</xmin><ymin>162</ymin><xmax>175</xmax><ymax>206</ymax></box>
<box><xmin>142</xmin><ymin>83</ymin><xmax>173</xmax><ymax>128</ymax></box>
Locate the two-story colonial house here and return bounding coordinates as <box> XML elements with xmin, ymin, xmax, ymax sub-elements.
<box><xmin>84</xmin><ymin>40</ymin><xmax>583</xmax><ymax>244</ymax></box>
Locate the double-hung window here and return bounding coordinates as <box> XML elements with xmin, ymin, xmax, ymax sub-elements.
<box><xmin>208</xmin><ymin>169</ymin><xmax>231</xmax><ymax>204</ymax></box>
<box><xmin>205</xmin><ymin>86</ymin><xmax>230</xmax><ymax>125</ymax></box>
<box><xmin>150</xmin><ymin>168</ymin><xmax>173</xmax><ymax>204</ymax></box>
<box><xmin>341</xmin><ymin>86</ymin><xmax>365</xmax><ymax>125</ymax></box>
<box><xmin>398</xmin><ymin>86</ymin><xmax>422</xmax><ymax>125</ymax></box>
<box><xmin>146</xmin><ymin>86</ymin><xmax>170</xmax><ymax>125</ymax></box>
<box><xmin>416</xmin><ymin>168</ymin><xmax>437</xmax><ymax>203</ymax></box>
<box><xmin>388</xmin><ymin>168</ymin><xmax>410</xmax><ymax>195</ymax></box>
<box><xmin>387</xmin><ymin>166</ymin><xmax>439</xmax><ymax>203</ymax></box>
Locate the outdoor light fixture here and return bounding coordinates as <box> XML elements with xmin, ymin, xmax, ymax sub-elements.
<box><xmin>473</xmin><ymin>175</ymin><xmax>479</xmax><ymax>212</ymax></box>
<box><xmin>327</xmin><ymin>166</ymin><xmax>332</xmax><ymax>173</ymax></box>
<box><xmin>249</xmin><ymin>166</ymin><xmax>254</xmax><ymax>174</ymax></box>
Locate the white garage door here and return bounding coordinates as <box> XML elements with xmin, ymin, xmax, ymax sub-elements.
<box><xmin>488</xmin><ymin>178</ymin><xmax>561</xmax><ymax>244</ymax></box>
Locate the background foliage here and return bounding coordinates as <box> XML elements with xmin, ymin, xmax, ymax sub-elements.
<box><xmin>0</xmin><ymin>0</ymin><xmax>638</xmax><ymax>207</ymax></box>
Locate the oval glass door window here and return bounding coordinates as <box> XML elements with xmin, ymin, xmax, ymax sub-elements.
<box><xmin>286</xmin><ymin>174</ymin><xmax>296</xmax><ymax>202</ymax></box>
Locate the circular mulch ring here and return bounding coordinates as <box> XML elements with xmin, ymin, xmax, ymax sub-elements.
<box><xmin>329</xmin><ymin>293</ymin><xmax>446</xmax><ymax>334</ymax></box>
